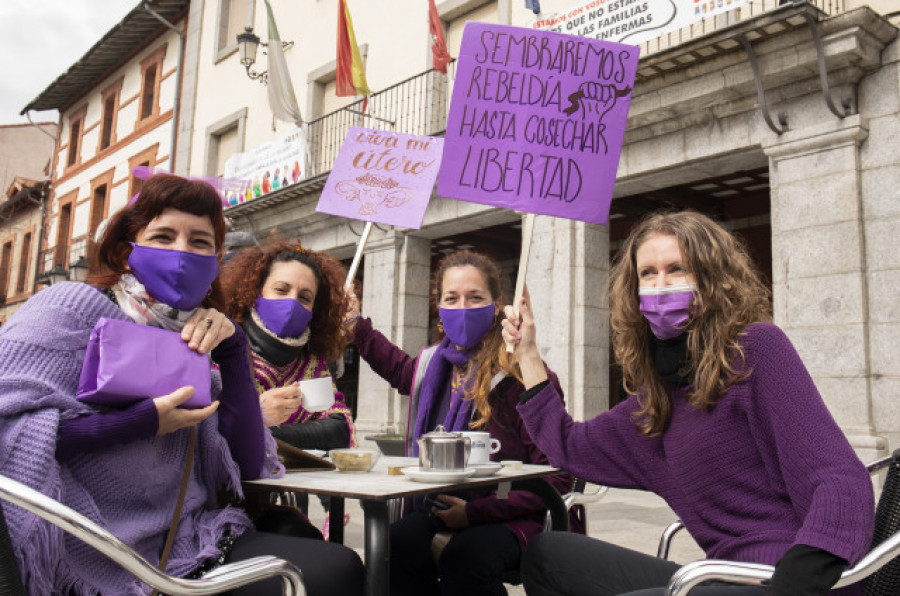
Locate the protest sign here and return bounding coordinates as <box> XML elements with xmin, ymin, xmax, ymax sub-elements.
<box><xmin>317</xmin><ymin>127</ymin><xmax>442</xmax><ymax>229</ymax></box>
<box><xmin>437</xmin><ymin>22</ymin><xmax>639</xmax><ymax>225</ymax></box>
<box><xmin>223</xmin><ymin>127</ymin><xmax>307</xmax><ymax>207</ymax></box>
<box><xmin>531</xmin><ymin>0</ymin><xmax>749</xmax><ymax>45</ymax></box>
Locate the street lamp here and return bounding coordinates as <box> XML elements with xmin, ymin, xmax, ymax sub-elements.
<box><xmin>68</xmin><ymin>256</ymin><xmax>89</xmax><ymax>283</ymax></box>
<box><xmin>236</xmin><ymin>26</ymin><xmax>293</xmax><ymax>86</ymax></box>
<box><xmin>46</xmin><ymin>265</ymin><xmax>68</xmax><ymax>286</ymax></box>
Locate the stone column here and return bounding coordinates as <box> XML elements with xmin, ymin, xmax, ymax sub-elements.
<box><xmin>355</xmin><ymin>232</ymin><xmax>431</xmax><ymax>436</ymax></box>
<box><xmin>763</xmin><ymin>115</ymin><xmax>886</xmax><ymax>462</ymax></box>
<box><xmin>526</xmin><ymin>214</ymin><xmax>610</xmax><ymax>421</ymax></box>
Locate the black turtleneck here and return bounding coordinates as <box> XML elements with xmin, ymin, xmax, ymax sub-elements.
<box><xmin>653</xmin><ymin>333</ymin><xmax>690</xmax><ymax>387</ymax></box>
<box><xmin>243</xmin><ymin>314</ymin><xmax>303</xmax><ymax>367</ymax></box>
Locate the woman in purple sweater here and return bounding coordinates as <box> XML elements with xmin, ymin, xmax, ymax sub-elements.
<box><xmin>0</xmin><ymin>174</ymin><xmax>363</xmax><ymax>596</ymax></box>
<box><xmin>502</xmin><ymin>211</ymin><xmax>874</xmax><ymax>596</ymax></box>
<box><xmin>349</xmin><ymin>249</ymin><xmax>580</xmax><ymax>596</ymax></box>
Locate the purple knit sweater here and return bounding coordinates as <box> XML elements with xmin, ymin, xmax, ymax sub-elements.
<box><xmin>0</xmin><ymin>282</ymin><xmax>282</xmax><ymax>595</ymax></box>
<box><xmin>354</xmin><ymin>316</ymin><xmax>578</xmax><ymax>546</ymax></box>
<box><xmin>518</xmin><ymin>323</ymin><xmax>873</xmax><ymax>585</ymax></box>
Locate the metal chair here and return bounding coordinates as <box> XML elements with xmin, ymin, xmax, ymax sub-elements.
<box><xmin>559</xmin><ymin>478</ymin><xmax>608</xmax><ymax>534</ymax></box>
<box><xmin>0</xmin><ymin>473</ymin><xmax>305</xmax><ymax>595</ymax></box>
<box><xmin>658</xmin><ymin>450</ymin><xmax>900</xmax><ymax>596</ymax></box>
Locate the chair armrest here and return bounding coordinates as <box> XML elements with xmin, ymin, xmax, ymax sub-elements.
<box><xmin>657</xmin><ymin>520</ymin><xmax>686</xmax><ymax>559</ymax></box>
<box><xmin>665</xmin><ymin>530</ymin><xmax>900</xmax><ymax>595</ymax></box>
<box><xmin>665</xmin><ymin>560</ymin><xmax>773</xmax><ymax>596</ymax></box>
<box><xmin>0</xmin><ymin>474</ymin><xmax>305</xmax><ymax>596</ymax></box>
<box><xmin>833</xmin><ymin>529</ymin><xmax>900</xmax><ymax>589</ymax></box>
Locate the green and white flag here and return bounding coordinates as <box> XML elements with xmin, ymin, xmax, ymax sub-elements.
<box><xmin>265</xmin><ymin>0</ymin><xmax>303</xmax><ymax>125</ymax></box>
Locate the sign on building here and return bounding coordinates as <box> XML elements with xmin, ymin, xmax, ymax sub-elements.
<box><xmin>223</xmin><ymin>127</ymin><xmax>307</xmax><ymax>207</ymax></box>
<box><xmin>531</xmin><ymin>0</ymin><xmax>749</xmax><ymax>44</ymax></box>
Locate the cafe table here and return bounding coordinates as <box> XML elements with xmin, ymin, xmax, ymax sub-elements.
<box><xmin>243</xmin><ymin>455</ymin><xmax>568</xmax><ymax>596</ymax></box>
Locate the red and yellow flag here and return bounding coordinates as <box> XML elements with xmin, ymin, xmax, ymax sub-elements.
<box><xmin>336</xmin><ymin>0</ymin><xmax>371</xmax><ymax>97</ymax></box>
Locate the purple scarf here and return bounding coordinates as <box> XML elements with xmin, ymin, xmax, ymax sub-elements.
<box><xmin>412</xmin><ymin>338</ymin><xmax>475</xmax><ymax>455</ymax></box>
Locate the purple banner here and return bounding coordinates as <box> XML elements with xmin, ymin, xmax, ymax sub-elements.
<box><xmin>437</xmin><ymin>22</ymin><xmax>639</xmax><ymax>225</ymax></box>
<box><xmin>316</xmin><ymin>127</ymin><xmax>442</xmax><ymax>229</ymax></box>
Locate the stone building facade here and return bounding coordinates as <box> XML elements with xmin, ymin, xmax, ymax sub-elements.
<box><xmin>198</xmin><ymin>0</ymin><xmax>900</xmax><ymax>460</ymax></box>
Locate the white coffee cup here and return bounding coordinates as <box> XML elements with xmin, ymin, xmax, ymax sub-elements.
<box><xmin>459</xmin><ymin>431</ymin><xmax>501</xmax><ymax>464</ymax></box>
<box><xmin>299</xmin><ymin>376</ymin><xmax>334</xmax><ymax>412</ymax></box>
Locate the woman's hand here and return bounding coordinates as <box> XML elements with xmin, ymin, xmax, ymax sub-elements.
<box><xmin>432</xmin><ymin>495</ymin><xmax>470</xmax><ymax>530</ymax></box>
<box><xmin>154</xmin><ymin>386</ymin><xmax>219</xmax><ymax>436</ymax></box>
<box><xmin>181</xmin><ymin>308</ymin><xmax>235</xmax><ymax>354</ymax></box>
<box><xmin>260</xmin><ymin>383</ymin><xmax>302</xmax><ymax>427</ymax></box>
<box><xmin>501</xmin><ymin>286</ymin><xmax>548</xmax><ymax>389</ymax></box>
<box><xmin>342</xmin><ymin>292</ymin><xmax>361</xmax><ymax>335</ymax></box>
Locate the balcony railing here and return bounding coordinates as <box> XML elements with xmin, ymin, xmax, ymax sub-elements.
<box><xmin>305</xmin><ymin>62</ymin><xmax>456</xmax><ymax>179</ymax></box>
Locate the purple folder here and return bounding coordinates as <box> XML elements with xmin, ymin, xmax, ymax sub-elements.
<box><xmin>76</xmin><ymin>317</ymin><xmax>212</xmax><ymax>409</ymax></box>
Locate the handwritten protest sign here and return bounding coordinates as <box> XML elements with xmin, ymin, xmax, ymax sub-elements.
<box><xmin>437</xmin><ymin>22</ymin><xmax>639</xmax><ymax>225</ymax></box>
<box><xmin>316</xmin><ymin>127</ymin><xmax>443</xmax><ymax>229</ymax></box>
<box><xmin>532</xmin><ymin>0</ymin><xmax>748</xmax><ymax>45</ymax></box>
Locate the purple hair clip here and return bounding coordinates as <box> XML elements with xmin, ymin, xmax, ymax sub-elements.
<box><xmin>129</xmin><ymin>166</ymin><xmax>250</xmax><ymax>207</ymax></box>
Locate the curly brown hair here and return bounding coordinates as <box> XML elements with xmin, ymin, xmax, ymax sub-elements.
<box><xmin>609</xmin><ymin>210</ymin><xmax>772</xmax><ymax>435</ymax></box>
<box><xmin>431</xmin><ymin>250</ymin><xmax>521</xmax><ymax>429</ymax></box>
<box><xmin>220</xmin><ymin>241</ymin><xmax>351</xmax><ymax>363</ymax></box>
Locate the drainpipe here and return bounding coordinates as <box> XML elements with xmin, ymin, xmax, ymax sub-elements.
<box><xmin>143</xmin><ymin>2</ymin><xmax>184</xmax><ymax>173</ymax></box>
<box><xmin>25</xmin><ymin>111</ymin><xmax>57</xmax><ymax>294</ymax></box>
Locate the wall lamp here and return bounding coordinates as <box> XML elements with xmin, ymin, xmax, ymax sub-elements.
<box><xmin>236</xmin><ymin>26</ymin><xmax>294</xmax><ymax>85</ymax></box>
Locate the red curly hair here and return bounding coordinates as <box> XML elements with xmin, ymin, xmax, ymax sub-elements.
<box><xmin>220</xmin><ymin>241</ymin><xmax>350</xmax><ymax>363</ymax></box>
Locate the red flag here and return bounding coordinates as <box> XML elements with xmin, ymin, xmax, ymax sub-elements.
<box><xmin>336</xmin><ymin>0</ymin><xmax>371</xmax><ymax>97</ymax></box>
<box><xmin>428</xmin><ymin>0</ymin><xmax>452</xmax><ymax>74</ymax></box>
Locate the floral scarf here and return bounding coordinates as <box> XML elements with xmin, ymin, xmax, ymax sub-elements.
<box><xmin>113</xmin><ymin>272</ymin><xmax>197</xmax><ymax>331</ymax></box>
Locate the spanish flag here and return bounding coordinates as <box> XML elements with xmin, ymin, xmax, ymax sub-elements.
<box><xmin>336</xmin><ymin>0</ymin><xmax>371</xmax><ymax>97</ymax></box>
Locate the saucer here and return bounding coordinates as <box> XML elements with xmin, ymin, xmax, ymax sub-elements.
<box><xmin>470</xmin><ymin>462</ymin><xmax>503</xmax><ymax>477</ymax></box>
<box><xmin>303</xmin><ymin>449</ymin><xmax>326</xmax><ymax>458</ymax></box>
<box><xmin>400</xmin><ymin>467</ymin><xmax>476</xmax><ymax>483</ymax></box>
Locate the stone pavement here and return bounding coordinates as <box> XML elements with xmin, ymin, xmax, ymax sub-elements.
<box><xmin>305</xmin><ymin>486</ymin><xmax>706</xmax><ymax>595</ymax></box>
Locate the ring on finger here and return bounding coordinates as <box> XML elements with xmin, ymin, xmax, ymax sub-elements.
<box><xmin>203</xmin><ymin>317</ymin><xmax>213</xmax><ymax>329</ymax></box>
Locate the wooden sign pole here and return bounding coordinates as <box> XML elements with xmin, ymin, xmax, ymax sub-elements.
<box><xmin>344</xmin><ymin>221</ymin><xmax>373</xmax><ymax>293</ymax></box>
<box><xmin>506</xmin><ymin>213</ymin><xmax>535</xmax><ymax>353</ymax></box>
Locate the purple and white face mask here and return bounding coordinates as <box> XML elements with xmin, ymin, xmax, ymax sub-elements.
<box><xmin>638</xmin><ymin>284</ymin><xmax>697</xmax><ymax>340</ymax></box>
<box><xmin>254</xmin><ymin>296</ymin><xmax>313</xmax><ymax>338</ymax></box>
<box><xmin>439</xmin><ymin>304</ymin><xmax>496</xmax><ymax>349</ymax></box>
<box><xmin>127</xmin><ymin>243</ymin><xmax>218</xmax><ymax>310</ymax></box>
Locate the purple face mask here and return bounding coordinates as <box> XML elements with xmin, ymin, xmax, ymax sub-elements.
<box><xmin>439</xmin><ymin>304</ymin><xmax>496</xmax><ymax>349</ymax></box>
<box><xmin>254</xmin><ymin>296</ymin><xmax>313</xmax><ymax>338</ymax></box>
<box><xmin>638</xmin><ymin>284</ymin><xmax>697</xmax><ymax>340</ymax></box>
<box><xmin>127</xmin><ymin>244</ymin><xmax>219</xmax><ymax>310</ymax></box>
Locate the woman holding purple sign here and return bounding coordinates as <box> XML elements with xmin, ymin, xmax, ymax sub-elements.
<box><xmin>347</xmin><ymin>249</ymin><xmax>581</xmax><ymax>596</ymax></box>
<box><xmin>502</xmin><ymin>211</ymin><xmax>873</xmax><ymax>596</ymax></box>
<box><xmin>0</xmin><ymin>173</ymin><xmax>363</xmax><ymax>596</ymax></box>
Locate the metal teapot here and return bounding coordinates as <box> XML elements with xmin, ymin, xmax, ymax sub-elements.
<box><xmin>417</xmin><ymin>425</ymin><xmax>471</xmax><ymax>471</ymax></box>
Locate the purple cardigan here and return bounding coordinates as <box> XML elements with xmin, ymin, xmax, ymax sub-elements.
<box><xmin>354</xmin><ymin>317</ymin><xmax>578</xmax><ymax>546</ymax></box>
<box><xmin>518</xmin><ymin>323</ymin><xmax>873</xmax><ymax>589</ymax></box>
<box><xmin>0</xmin><ymin>282</ymin><xmax>280</xmax><ymax>595</ymax></box>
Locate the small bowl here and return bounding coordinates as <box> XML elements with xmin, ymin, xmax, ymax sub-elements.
<box><xmin>330</xmin><ymin>448</ymin><xmax>381</xmax><ymax>472</ymax></box>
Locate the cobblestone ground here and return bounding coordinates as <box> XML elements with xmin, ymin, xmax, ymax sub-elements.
<box><xmin>304</xmin><ymin>486</ymin><xmax>706</xmax><ymax>595</ymax></box>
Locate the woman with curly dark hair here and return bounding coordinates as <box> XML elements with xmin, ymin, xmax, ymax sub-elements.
<box><xmin>503</xmin><ymin>210</ymin><xmax>873</xmax><ymax>596</ymax></box>
<box><xmin>221</xmin><ymin>241</ymin><xmax>356</xmax><ymax>451</ymax></box>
